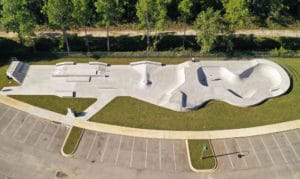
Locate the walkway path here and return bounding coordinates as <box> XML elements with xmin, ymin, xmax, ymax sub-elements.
<box><xmin>0</xmin><ymin>94</ymin><xmax>299</xmax><ymax>140</ymax></box>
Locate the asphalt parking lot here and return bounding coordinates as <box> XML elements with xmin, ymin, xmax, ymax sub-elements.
<box><xmin>75</xmin><ymin>130</ymin><xmax>190</xmax><ymax>172</ymax></box>
<box><xmin>211</xmin><ymin>129</ymin><xmax>300</xmax><ymax>177</ymax></box>
<box><xmin>0</xmin><ymin>102</ymin><xmax>299</xmax><ymax>179</ymax></box>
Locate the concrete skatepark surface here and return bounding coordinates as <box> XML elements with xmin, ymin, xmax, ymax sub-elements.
<box><xmin>3</xmin><ymin>59</ymin><xmax>290</xmax><ymax>119</ymax></box>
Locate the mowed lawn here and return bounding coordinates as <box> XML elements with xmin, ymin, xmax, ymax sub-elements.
<box><xmin>89</xmin><ymin>59</ymin><xmax>300</xmax><ymax>130</ymax></box>
<box><xmin>9</xmin><ymin>95</ymin><xmax>96</xmax><ymax>115</ymax></box>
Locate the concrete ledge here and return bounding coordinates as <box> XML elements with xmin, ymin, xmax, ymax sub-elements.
<box><xmin>56</xmin><ymin>62</ymin><xmax>75</xmax><ymax>66</ymax></box>
<box><xmin>0</xmin><ymin>94</ymin><xmax>299</xmax><ymax>140</ymax></box>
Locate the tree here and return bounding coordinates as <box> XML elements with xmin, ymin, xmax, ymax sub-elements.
<box><xmin>136</xmin><ymin>0</ymin><xmax>169</xmax><ymax>51</ymax></box>
<box><xmin>221</xmin><ymin>0</ymin><xmax>250</xmax><ymax>30</ymax></box>
<box><xmin>194</xmin><ymin>8</ymin><xmax>223</xmax><ymax>53</ymax></box>
<box><xmin>0</xmin><ymin>0</ymin><xmax>36</xmax><ymax>46</ymax></box>
<box><xmin>178</xmin><ymin>0</ymin><xmax>192</xmax><ymax>49</ymax></box>
<box><xmin>43</xmin><ymin>0</ymin><xmax>73</xmax><ymax>53</ymax></box>
<box><xmin>71</xmin><ymin>0</ymin><xmax>93</xmax><ymax>52</ymax></box>
<box><xmin>94</xmin><ymin>0</ymin><xmax>124</xmax><ymax>52</ymax></box>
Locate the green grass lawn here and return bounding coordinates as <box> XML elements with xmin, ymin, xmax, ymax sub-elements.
<box><xmin>9</xmin><ymin>95</ymin><xmax>96</xmax><ymax>115</ymax></box>
<box><xmin>0</xmin><ymin>65</ymin><xmax>19</xmax><ymax>89</ymax></box>
<box><xmin>63</xmin><ymin>127</ymin><xmax>84</xmax><ymax>155</ymax></box>
<box><xmin>188</xmin><ymin>140</ymin><xmax>216</xmax><ymax>170</ymax></box>
<box><xmin>89</xmin><ymin>59</ymin><xmax>300</xmax><ymax>130</ymax></box>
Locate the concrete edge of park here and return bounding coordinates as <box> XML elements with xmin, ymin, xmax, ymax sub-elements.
<box><xmin>0</xmin><ymin>94</ymin><xmax>299</xmax><ymax>140</ymax></box>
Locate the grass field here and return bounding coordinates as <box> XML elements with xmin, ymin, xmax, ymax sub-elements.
<box><xmin>63</xmin><ymin>127</ymin><xmax>84</xmax><ymax>155</ymax></box>
<box><xmin>9</xmin><ymin>95</ymin><xmax>96</xmax><ymax>115</ymax></box>
<box><xmin>188</xmin><ymin>140</ymin><xmax>216</xmax><ymax>170</ymax></box>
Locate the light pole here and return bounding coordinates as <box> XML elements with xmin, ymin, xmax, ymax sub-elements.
<box><xmin>201</xmin><ymin>145</ymin><xmax>208</xmax><ymax>160</ymax></box>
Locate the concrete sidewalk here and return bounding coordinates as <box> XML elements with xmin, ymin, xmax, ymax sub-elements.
<box><xmin>0</xmin><ymin>94</ymin><xmax>299</xmax><ymax>140</ymax></box>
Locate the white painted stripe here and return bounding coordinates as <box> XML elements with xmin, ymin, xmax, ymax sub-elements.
<box><xmin>247</xmin><ymin>138</ymin><xmax>262</xmax><ymax>166</ymax></box>
<box><xmin>129</xmin><ymin>137</ymin><xmax>135</xmax><ymax>167</ymax></box>
<box><xmin>12</xmin><ymin>114</ymin><xmax>30</xmax><ymax>138</ymax></box>
<box><xmin>272</xmin><ymin>134</ymin><xmax>288</xmax><ymax>163</ymax></box>
<box><xmin>1</xmin><ymin>111</ymin><xmax>20</xmax><ymax>135</ymax></box>
<box><xmin>145</xmin><ymin>139</ymin><xmax>148</xmax><ymax>168</ymax></box>
<box><xmin>283</xmin><ymin>132</ymin><xmax>300</xmax><ymax>161</ymax></box>
<box><xmin>86</xmin><ymin>133</ymin><xmax>97</xmax><ymax>160</ymax></box>
<box><xmin>115</xmin><ymin>136</ymin><xmax>123</xmax><ymax>165</ymax></box>
<box><xmin>260</xmin><ymin>136</ymin><xmax>275</xmax><ymax>165</ymax></box>
<box><xmin>34</xmin><ymin>122</ymin><xmax>48</xmax><ymax>146</ymax></box>
<box><xmin>172</xmin><ymin>142</ymin><xmax>177</xmax><ymax>171</ymax></box>
<box><xmin>46</xmin><ymin>125</ymin><xmax>60</xmax><ymax>150</ymax></box>
<box><xmin>223</xmin><ymin>140</ymin><xmax>234</xmax><ymax>169</ymax></box>
<box><xmin>22</xmin><ymin>118</ymin><xmax>38</xmax><ymax>143</ymax></box>
<box><xmin>234</xmin><ymin>138</ymin><xmax>248</xmax><ymax>168</ymax></box>
<box><xmin>100</xmin><ymin>135</ymin><xmax>110</xmax><ymax>162</ymax></box>
<box><xmin>159</xmin><ymin>140</ymin><xmax>162</xmax><ymax>170</ymax></box>
<box><xmin>295</xmin><ymin>130</ymin><xmax>300</xmax><ymax>139</ymax></box>
<box><xmin>0</xmin><ymin>107</ymin><xmax>9</xmax><ymax>120</ymax></box>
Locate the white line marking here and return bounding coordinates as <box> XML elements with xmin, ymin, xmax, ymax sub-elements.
<box><xmin>12</xmin><ymin>114</ymin><xmax>30</xmax><ymax>138</ymax></box>
<box><xmin>34</xmin><ymin>122</ymin><xmax>48</xmax><ymax>146</ymax></box>
<box><xmin>1</xmin><ymin>111</ymin><xmax>20</xmax><ymax>135</ymax></box>
<box><xmin>115</xmin><ymin>136</ymin><xmax>123</xmax><ymax>166</ymax></box>
<box><xmin>247</xmin><ymin>138</ymin><xmax>262</xmax><ymax>166</ymax></box>
<box><xmin>46</xmin><ymin>125</ymin><xmax>60</xmax><ymax>150</ymax></box>
<box><xmin>0</xmin><ymin>107</ymin><xmax>9</xmax><ymax>120</ymax></box>
<box><xmin>234</xmin><ymin>138</ymin><xmax>248</xmax><ymax>168</ymax></box>
<box><xmin>22</xmin><ymin>118</ymin><xmax>38</xmax><ymax>143</ymax></box>
<box><xmin>260</xmin><ymin>136</ymin><xmax>275</xmax><ymax>165</ymax></box>
<box><xmin>145</xmin><ymin>139</ymin><xmax>148</xmax><ymax>168</ymax></box>
<box><xmin>272</xmin><ymin>134</ymin><xmax>288</xmax><ymax>163</ymax></box>
<box><xmin>283</xmin><ymin>132</ymin><xmax>300</xmax><ymax>161</ymax></box>
<box><xmin>129</xmin><ymin>137</ymin><xmax>135</xmax><ymax>167</ymax></box>
<box><xmin>159</xmin><ymin>140</ymin><xmax>162</xmax><ymax>170</ymax></box>
<box><xmin>295</xmin><ymin>130</ymin><xmax>300</xmax><ymax>139</ymax></box>
<box><xmin>223</xmin><ymin>140</ymin><xmax>234</xmax><ymax>169</ymax></box>
<box><xmin>172</xmin><ymin>142</ymin><xmax>177</xmax><ymax>171</ymax></box>
<box><xmin>100</xmin><ymin>135</ymin><xmax>110</xmax><ymax>162</ymax></box>
<box><xmin>86</xmin><ymin>133</ymin><xmax>97</xmax><ymax>160</ymax></box>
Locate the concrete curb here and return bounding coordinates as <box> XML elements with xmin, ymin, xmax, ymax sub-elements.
<box><xmin>0</xmin><ymin>94</ymin><xmax>299</xmax><ymax>140</ymax></box>
<box><xmin>60</xmin><ymin>127</ymin><xmax>85</xmax><ymax>157</ymax></box>
<box><xmin>185</xmin><ymin>140</ymin><xmax>217</xmax><ymax>173</ymax></box>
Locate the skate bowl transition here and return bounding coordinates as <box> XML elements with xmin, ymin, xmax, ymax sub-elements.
<box><xmin>3</xmin><ymin>58</ymin><xmax>290</xmax><ymax>112</ymax></box>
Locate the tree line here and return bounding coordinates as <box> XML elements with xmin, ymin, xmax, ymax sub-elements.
<box><xmin>0</xmin><ymin>0</ymin><xmax>299</xmax><ymax>54</ymax></box>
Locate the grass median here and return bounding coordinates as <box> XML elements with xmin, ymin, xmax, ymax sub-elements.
<box><xmin>8</xmin><ymin>95</ymin><xmax>96</xmax><ymax>115</ymax></box>
<box><xmin>188</xmin><ymin>140</ymin><xmax>216</xmax><ymax>170</ymax></box>
<box><xmin>63</xmin><ymin>127</ymin><xmax>84</xmax><ymax>155</ymax></box>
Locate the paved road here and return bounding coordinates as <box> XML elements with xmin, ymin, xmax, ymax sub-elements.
<box><xmin>0</xmin><ymin>103</ymin><xmax>299</xmax><ymax>179</ymax></box>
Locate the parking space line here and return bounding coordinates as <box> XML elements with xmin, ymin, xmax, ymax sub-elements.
<box><xmin>12</xmin><ymin>114</ymin><xmax>30</xmax><ymax>138</ymax></box>
<box><xmin>34</xmin><ymin>123</ymin><xmax>48</xmax><ymax>146</ymax></box>
<box><xmin>129</xmin><ymin>137</ymin><xmax>135</xmax><ymax>167</ymax></box>
<box><xmin>247</xmin><ymin>138</ymin><xmax>262</xmax><ymax>166</ymax></box>
<box><xmin>159</xmin><ymin>140</ymin><xmax>162</xmax><ymax>170</ymax></box>
<box><xmin>100</xmin><ymin>135</ymin><xmax>110</xmax><ymax>162</ymax></box>
<box><xmin>0</xmin><ymin>107</ymin><xmax>9</xmax><ymax>120</ymax></box>
<box><xmin>114</xmin><ymin>136</ymin><xmax>123</xmax><ymax>166</ymax></box>
<box><xmin>260</xmin><ymin>136</ymin><xmax>275</xmax><ymax>165</ymax></box>
<box><xmin>295</xmin><ymin>130</ymin><xmax>300</xmax><ymax>139</ymax></box>
<box><xmin>234</xmin><ymin>139</ymin><xmax>248</xmax><ymax>168</ymax></box>
<box><xmin>223</xmin><ymin>140</ymin><xmax>234</xmax><ymax>169</ymax></box>
<box><xmin>172</xmin><ymin>143</ymin><xmax>177</xmax><ymax>171</ymax></box>
<box><xmin>21</xmin><ymin>119</ymin><xmax>38</xmax><ymax>143</ymax></box>
<box><xmin>46</xmin><ymin>126</ymin><xmax>60</xmax><ymax>150</ymax></box>
<box><xmin>283</xmin><ymin>132</ymin><xmax>300</xmax><ymax>161</ymax></box>
<box><xmin>145</xmin><ymin>139</ymin><xmax>148</xmax><ymax>168</ymax></box>
<box><xmin>86</xmin><ymin>133</ymin><xmax>97</xmax><ymax>160</ymax></box>
<box><xmin>272</xmin><ymin>134</ymin><xmax>288</xmax><ymax>163</ymax></box>
<box><xmin>1</xmin><ymin>111</ymin><xmax>20</xmax><ymax>135</ymax></box>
